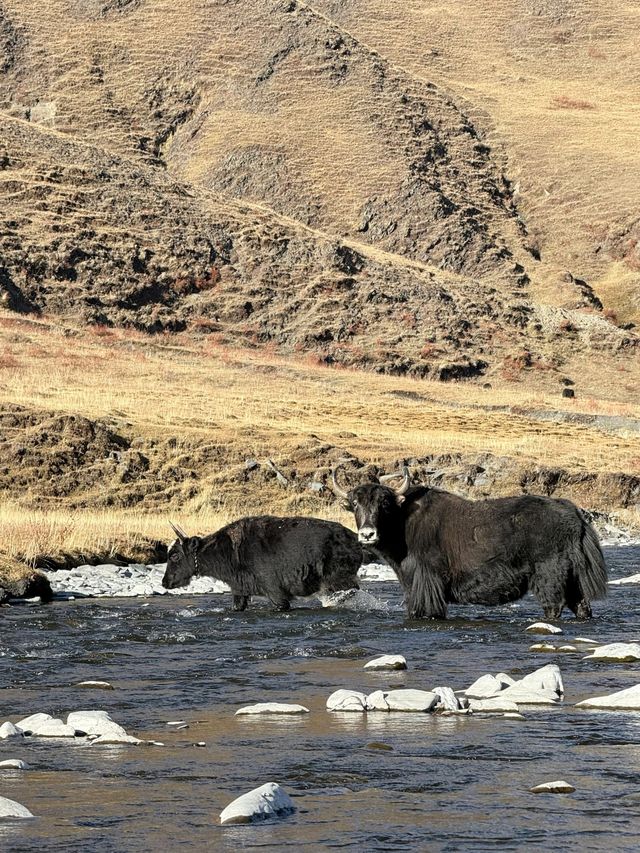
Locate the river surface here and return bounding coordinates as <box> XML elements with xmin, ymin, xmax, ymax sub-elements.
<box><xmin>1</xmin><ymin>545</ymin><xmax>640</xmax><ymax>852</ymax></box>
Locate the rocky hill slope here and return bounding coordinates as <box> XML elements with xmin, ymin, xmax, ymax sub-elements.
<box><xmin>0</xmin><ymin>0</ymin><xmax>637</xmax><ymax>380</ymax></box>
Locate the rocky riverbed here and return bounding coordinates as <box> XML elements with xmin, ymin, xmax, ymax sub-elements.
<box><xmin>1</xmin><ymin>544</ymin><xmax>639</xmax><ymax>850</ymax></box>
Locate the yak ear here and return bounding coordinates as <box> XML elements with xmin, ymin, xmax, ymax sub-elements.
<box><xmin>184</xmin><ymin>535</ymin><xmax>202</xmax><ymax>554</ymax></box>
<box><xmin>395</xmin><ymin>494</ymin><xmax>406</xmax><ymax>506</ymax></box>
<box><xmin>341</xmin><ymin>499</ymin><xmax>352</xmax><ymax>512</ymax></box>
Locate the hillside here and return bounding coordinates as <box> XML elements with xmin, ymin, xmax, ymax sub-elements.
<box><xmin>0</xmin><ymin>0</ymin><xmax>637</xmax><ymax>382</ymax></box>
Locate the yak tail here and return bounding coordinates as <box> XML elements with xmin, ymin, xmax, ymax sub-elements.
<box><xmin>574</xmin><ymin>515</ymin><xmax>608</xmax><ymax>601</ymax></box>
<box><xmin>404</xmin><ymin>555</ymin><xmax>447</xmax><ymax>619</ymax></box>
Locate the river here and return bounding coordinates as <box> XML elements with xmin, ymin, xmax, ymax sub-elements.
<box><xmin>1</xmin><ymin>545</ymin><xmax>639</xmax><ymax>851</ymax></box>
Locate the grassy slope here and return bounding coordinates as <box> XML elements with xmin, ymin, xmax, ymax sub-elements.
<box><xmin>1</xmin><ymin>313</ymin><xmax>638</xmax><ymax>562</ymax></box>
<box><xmin>314</xmin><ymin>0</ymin><xmax>640</xmax><ymax>321</ymax></box>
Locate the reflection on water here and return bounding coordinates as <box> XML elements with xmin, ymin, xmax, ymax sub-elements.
<box><xmin>0</xmin><ymin>546</ymin><xmax>639</xmax><ymax>851</ymax></box>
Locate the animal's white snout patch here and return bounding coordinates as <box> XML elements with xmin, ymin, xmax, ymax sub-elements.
<box><xmin>358</xmin><ymin>526</ymin><xmax>379</xmax><ymax>544</ymax></box>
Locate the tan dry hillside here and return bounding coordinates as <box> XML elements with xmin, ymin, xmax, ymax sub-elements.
<box><xmin>0</xmin><ymin>0</ymin><xmax>637</xmax><ymax>382</ymax></box>
<box><xmin>0</xmin><ymin>314</ymin><xmax>638</xmax><ymax>565</ymax></box>
<box><xmin>313</xmin><ymin>0</ymin><xmax>640</xmax><ymax>322</ymax></box>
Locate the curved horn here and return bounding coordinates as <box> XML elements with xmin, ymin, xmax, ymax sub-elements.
<box><xmin>169</xmin><ymin>521</ymin><xmax>187</xmax><ymax>541</ymax></box>
<box><xmin>330</xmin><ymin>465</ymin><xmax>349</xmax><ymax>501</ymax></box>
<box><xmin>395</xmin><ymin>465</ymin><xmax>411</xmax><ymax>495</ymax></box>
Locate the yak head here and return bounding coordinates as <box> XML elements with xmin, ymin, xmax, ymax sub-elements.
<box><xmin>331</xmin><ymin>466</ymin><xmax>411</xmax><ymax>546</ymax></box>
<box><xmin>162</xmin><ymin>523</ymin><xmax>202</xmax><ymax>589</ymax></box>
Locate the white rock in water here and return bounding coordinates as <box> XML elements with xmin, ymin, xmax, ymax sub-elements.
<box><xmin>529</xmin><ymin>643</ymin><xmax>557</xmax><ymax>653</ymax></box>
<box><xmin>0</xmin><ymin>796</ymin><xmax>34</xmax><ymax>818</ymax></box>
<box><xmin>0</xmin><ymin>722</ymin><xmax>23</xmax><ymax>739</ymax></box>
<box><xmin>576</xmin><ymin>684</ymin><xmax>640</xmax><ymax>710</ymax></box>
<box><xmin>358</xmin><ymin>563</ymin><xmax>396</xmax><ymax>582</ymax></box>
<box><xmin>219</xmin><ymin>782</ymin><xmax>295</xmax><ymax>825</ymax></box>
<box><xmin>583</xmin><ymin>643</ymin><xmax>640</xmax><ymax>662</ymax></box>
<box><xmin>166</xmin><ymin>720</ymin><xmax>188</xmax><ymax>727</ymax></box>
<box><xmin>235</xmin><ymin>703</ymin><xmax>310</xmax><ymax>716</ymax></box>
<box><xmin>494</xmin><ymin>673</ymin><xmax>516</xmax><ymax>687</ymax></box>
<box><xmin>468</xmin><ymin>697</ymin><xmax>520</xmax><ymax>713</ymax></box>
<box><xmin>76</xmin><ymin>681</ymin><xmax>114</xmax><ymax>690</ymax></box>
<box><xmin>558</xmin><ymin>645</ymin><xmax>577</xmax><ymax>653</ymax></box>
<box><xmin>529</xmin><ymin>780</ymin><xmax>575</xmax><ymax>794</ymax></box>
<box><xmin>326</xmin><ymin>689</ymin><xmax>368</xmax><ymax>712</ymax></box>
<box><xmin>67</xmin><ymin>710</ymin><xmax>130</xmax><ymax>739</ymax></box>
<box><xmin>573</xmin><ymin>637</ymin><xmax>600</xmax><ymax>645</ymax></box>
<box><xmin>14</xmin><ymin>713</ymin><xmax>53</xmax><ymax>733</ymax></box>
<box><xmin>370</xmin><ymin>689</ymin><xmax>438</xmax><ymax>712</ymax></box>
<box><xmin>28</xmin><ymin>718</ymin><xmax>77</xmax><ymax>738</ymax></box>
<box><xmin>518</xmin><ymin>664</ymin><xmax>564</xmax><ymax>697</ymax></box>
<box><xmin>503</xmin><ymin>712</ymin><xmax>526</xmax><ymax>720</ymax></box>
<box><xmin>89</xmin><ymin>733</ymin><xmax>142</xmax><ymax>745</ymax></box>
<box><xmin>499</xmin><ymin>685</ymin><xmax>561</xmax><ymax>705</ymax></box>
<box><xmin>364</xmin><ymin>655</ymin><xmax>407</xmax><ymax>671</ymax></box>
<box><xmin>366</xmin><ymin>690</ymin><xmax>390</xmax><ymax>711</ymax></box>
<box><xmin>609</xmin><ymin>574</ymin><xmax>640</xmax><ymax>586</ymax></box>
<box><xmin>525</xmin><ymin>622</ymin><xmax>563</xmax><ymax>635</ymax></box>
<box><xmin>432</xmin><ymin>686</ymin><xmax>461</xmax><ymax>712</ymax></box>
<box><xmin>0</xmin><ymin>759</ymin><xmax>29</xmax><ymax>770</ymax></box>
<box><xmin>464</xmin><ymin>674</ymin><xmax>504</xmax><ymax>699</ymax></box>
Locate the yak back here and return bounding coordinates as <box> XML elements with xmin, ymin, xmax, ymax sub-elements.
<box><xmin>402</xmin><ymin>488</ymin><xmax>584</xmax><ymax>580</ymax></box>
<box><xmin>197</xmin><ymin>515</ymin><xmax>360</xmax><ymax>589</ymax></box>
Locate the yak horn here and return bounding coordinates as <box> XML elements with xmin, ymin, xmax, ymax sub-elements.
<box><xmin>396</xmin><ymin>465</ymin><xmax>411</xmax><ymax>495</ymax></box>
<box><xmin>169</xmin><ymin>521</ymin><xmax>187</xmax><ymax>541</ymax></box>
<box><xmin>380</xmin><ymin>467</ymin><xmax>411</xmax><ymax>494</ymax></box>
<box><xmin>330</xmin><ymin>465</ymin><xmax>349</xmax><ymax>501</ymax></box>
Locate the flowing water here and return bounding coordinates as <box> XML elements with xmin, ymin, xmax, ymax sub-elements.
<box><xmin>1</xmin><ymin>545</ymin><xmax>640</xmax><ymax>852</ymax></box>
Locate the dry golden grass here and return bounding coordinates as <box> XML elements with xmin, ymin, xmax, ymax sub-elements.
<box><xmin>1</xmin><ymin>311</ymin><xmax>639</xmax><ymax>558</ymax></box>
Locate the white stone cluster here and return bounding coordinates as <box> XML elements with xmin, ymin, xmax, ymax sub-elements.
<box><xmin>464</xmin><ymin>664</ymin><xmax>564</xmax><ymax>711</ymax></box>
<box><xmin>326</xmin><ymin>687</ymin><xmax>469</xmax><ymax>714</ymax></box>
<box><xmin>0</xmin><ymin>709</ymin><xmax>144</xmax><ymax>745</ymax></box>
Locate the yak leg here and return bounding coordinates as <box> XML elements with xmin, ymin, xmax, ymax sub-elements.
<box><xmin>399</xmin><ymin>554</ymin><xmax>447</xmax><ymax>620</ymax></box>
<box><xmin>265</xmin><ymin>586</ymin><xmax>292</xmax><ymax>611</ymax></box>
<box><xmin>531</xmin><ymin>558</ymin><xmax>567</xmax><ymax>620</ymax></box>
<box><xmin>232</xmin><ymin>594</ymin><xmax>249</xmax><ymax>611</ymax></box>
<box><xmin>565</xmin><ymin>584</ymin><xmax>592</xmax><ymax>619</ymax></box>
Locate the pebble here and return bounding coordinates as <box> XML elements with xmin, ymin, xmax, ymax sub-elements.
<box><xmin>166</xmin><ymin>720</ymin><xmax>188</xmax><ymax>727</ymax></box>
<box><xmin>76</xmin><ymin>681</ymin><xmax>114</xmax><ymax>690</ymax></box>
<box><xmin>219</xmin><ymin>782</ymin><xmax>295</xmax><ymax>825</ymax></box>
<box><xmin>529</xmin><ymin>643</ymin><xmax>556</xmax><ymax>653</ymax></box>
<box><xmin>363</xmin><ymin>655</ymin><xmax>407</xmax><ymax>671</ymax></box>
<box><xmin>0</xmin><ymin>759</ymin><xmax>29</xmax><ymax>770</ymax></box>
<box><xmin>529</xmin><ymin>780</ymin><xmax>575</xmax><ymax>794</ymax></box>
<box><xmin>235</xmin><ymin>703</ymin><xmax>310</xmax><ymax>716</ymax></box>
<box><xmin>525</xmin><ymin>623</ymin><xmax>563</xmax><ymax>635</ymax></box>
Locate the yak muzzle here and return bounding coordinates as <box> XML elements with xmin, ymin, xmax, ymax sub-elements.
<box><xmin>358</xmin><ymin>526</ymin><xmax>379</xmax><ymax>545</ymax></box>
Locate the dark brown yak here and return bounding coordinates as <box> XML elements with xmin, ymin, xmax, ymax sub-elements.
<box><xmin>162</xmin><ymin>516</ymin><xmax>362</xmax><ymax>611</ymax></box>
<box><xmin>332</xmin><ymin>466</ymin><xmax>607</xmax><ymax>620</ymax></box>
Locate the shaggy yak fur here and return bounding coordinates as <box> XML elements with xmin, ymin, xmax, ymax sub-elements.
<box><xmin>343</xmin><ymin>480</ymin><xmax>607</xmax><ymax>620</ymax></box>
<box><xmin>162</xmin><ymin>515</ymin><xmax>362</xmax><ymax>610</ymax></box>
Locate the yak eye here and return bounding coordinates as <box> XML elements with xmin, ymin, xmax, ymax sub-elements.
<box><xmin>170</xmin><ymin>552</ymin><xmax>180</xmax><ymax>562</ymax></box>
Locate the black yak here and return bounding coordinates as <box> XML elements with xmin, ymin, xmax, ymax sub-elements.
<box><xmin>332</xmin><ymin>466</ymin><xmax>607</xmax><ymax>620</ymax></box>
<box><xmin>162</xmin><ymin>516</ymin><xmax>362</xmax><ymax>611</ymax></box>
